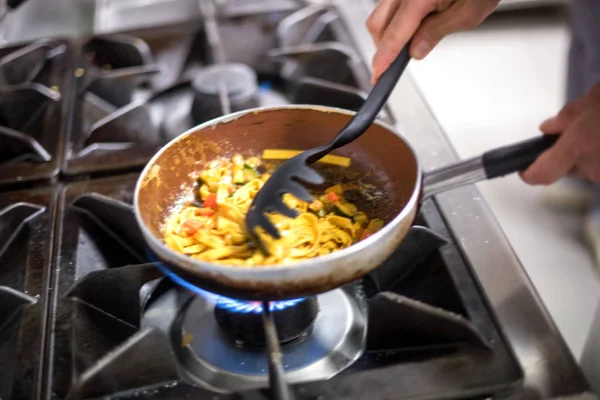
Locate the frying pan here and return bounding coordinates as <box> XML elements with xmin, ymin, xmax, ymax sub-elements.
<box><xmin>134</xmin><ymin>105</ymin><xmax>557</xmax><ymax>301</ymax></box>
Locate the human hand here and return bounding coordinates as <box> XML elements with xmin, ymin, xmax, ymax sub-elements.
<box><xmin>366</xmin><ymin>0</ymin><xmax>500</xmax><ymax>83</ymax></box>
<box><xmin>521</xmin><ymin>83</ymin><xmax>600</xmax><ymax>185</ymax></box>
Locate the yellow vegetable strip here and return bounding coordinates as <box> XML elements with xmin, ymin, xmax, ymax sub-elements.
<box><xmin>261</xmin><ymin>149</ymin><xmax>351</xmax><ymax>168</ymax></box>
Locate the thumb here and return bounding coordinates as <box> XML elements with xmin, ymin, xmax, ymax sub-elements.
<box><xmin>410</xmin><ymin>0</ymin><xmax>499</xmax><ymax>59</ymax></box>
<box><xmin>539</xmin><ymin>116</ymin><xmax>565</xmax><ymax>133</ymax></box>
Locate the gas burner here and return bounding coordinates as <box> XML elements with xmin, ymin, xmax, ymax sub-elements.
<box><xmin>191</xmin><ymin>63</ymin><xmax>260</xmax><ymax>122</ymax></box>
<box><xmin>141</xmin><ymin>280</ymin><xmax>366</xmax><ymax>394</ymax></box>
<box><xmin>214</xmin><ymin>296</ymin><xmax>318</xmax><ymax>347</ymax></box>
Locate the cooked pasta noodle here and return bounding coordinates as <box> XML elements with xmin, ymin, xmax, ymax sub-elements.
<box><xmin>163</xmin><ymin>154</ymin><xmax>384</xmax><ymax>266</ymax></box>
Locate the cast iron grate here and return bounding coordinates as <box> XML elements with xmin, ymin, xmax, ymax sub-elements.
<box><xmin>0</xmin><ymin>187</ymin><xmax>56</xmax><ymax>400</ymax></box>
<box><xmin>0</xmin><ymin>39</ymin><xmax>70</xmax><ymax>190</ymax></box>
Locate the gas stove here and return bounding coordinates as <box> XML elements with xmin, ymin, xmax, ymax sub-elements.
<box><xmin>0</xmin><ymin>1</ymin><xmax>592</xmax><ymax>400</ymax></box>
<box><xmin>48</xmin><ymin>174</ymin><xmax>520</xmax><ymax>400</ymax></box>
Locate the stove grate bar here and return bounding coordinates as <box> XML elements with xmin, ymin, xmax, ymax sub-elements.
<box><xmin>0</xmin><ymin>202</ymin><xmax>45</xmax><ymax>257</ymax></box>
<box><xmin>0</xmin><ymin>124</ymin><xmax>51</xmax><ymax>164</ymax></box>
<box><xmin>0</xmin><ymin>40</ymin><xmax>66</xmax><ymax>87</ymax></box>
<box><xmin>0</xmin><ymin>286</ymin><xmax>37</xmax><ymax>332</ymax></box>
<box><xmin>66</xmin><ymin>328</ymin><xmax>180</xmax><ymax>400</ymax></box>
<box><xmin>65</xmin><ymin>263</ymin><xmax>163</xmax><ymax>327</ymax></box>
<box><xmin>363</xmin><ymin>225</ymin><xmax>448</xmax><ymax>295</ymax></box>
<box><xmin>269</xmin><ymin>42</ymin><xmax>361</xmax><ymax>88</ymax></box>
<box><xmin>0</xmin><ymin>84</ymin><xmax>60</xmax><ymax>165</ymax></box>
<box><xmin>70</xmin><ymin>192</ymin><xmax>147</xmax><ymax>256</ymax></box>
<box><xmin>366</xmin><ymin>292</ymin><xmax>491</xmax><ymax>352</ymax></box>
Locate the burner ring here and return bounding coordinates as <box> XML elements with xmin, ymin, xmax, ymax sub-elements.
<box><xmin>170</xmin><ymin>289</ymin><xmax>366</xmax><ymax>394</ymax></box>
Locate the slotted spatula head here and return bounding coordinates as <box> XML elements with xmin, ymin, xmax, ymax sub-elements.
<box><xmin>245</xmin><ymin>44</ymin><xmax>412</xmax><ymax>253</ymax></box>
<box><xmin>245</xmin><ymin>150</ymin><xmax>326</xmax><ymax>252</ymax></box>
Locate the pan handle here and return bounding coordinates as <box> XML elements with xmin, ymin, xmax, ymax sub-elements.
<box><xmin>422</xmin><ymin>134</ymin><xmax>560</xmax><ymax>199</ymax></box>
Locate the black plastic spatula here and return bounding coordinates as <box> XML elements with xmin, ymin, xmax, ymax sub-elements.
<box><xmin>245</xmin><ymin>43</ymin><xmax>412</xmax><ymax>253</ymax></box>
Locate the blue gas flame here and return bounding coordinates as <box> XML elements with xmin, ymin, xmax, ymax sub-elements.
<box><xmin>215</xmin><ymin>296</ymin><xmax>305</xmax><ymax>314</ymax></box>
<box><xmin>151</xmin><ymin>258</ymin><xmax>305</xmax><ymax>314</ymax></box>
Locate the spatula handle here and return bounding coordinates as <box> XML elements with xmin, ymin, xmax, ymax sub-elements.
<box><xmin>330</xmin><ymin>43</ymin><xmax>411</xmax><ymax>149</ymax></box>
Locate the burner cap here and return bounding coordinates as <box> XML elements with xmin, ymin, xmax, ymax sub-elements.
<box><xmin>192</xmin><ymin>63</ymin><xmax>258</xmax><ymax>99</ymax></box>
<box><xmin>214</xmin><ymin>297</ymin><xmax>319</xmax><ymax>347</ymax></box>
<box><xmin>190</xmin><ymin>63</ymin><xmax>260</xmax><ymax>123</ymax></box>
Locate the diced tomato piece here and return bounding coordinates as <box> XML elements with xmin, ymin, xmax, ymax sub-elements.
<box><xmin>204</xmin><ymin>193</ymin><xmax>217</xmax><ymax>208</ymax></box>
<box><xmin>360</xmin><ymin>230</ymin><xmax>373</xmax><ymax>241</ymax></box>
<box><xmin>182</xmin><ymin>219</ymin><xmax>203</xmax><ymax>235</ymax></box>
<box><xmin>197</xmin><ymin>208</ymin><xmax>215</xmax><ymax>217</ymax></box>
<box><xmin>326</xmin><ymin>192</ymin><xmax>339</xmax><ymax>203</ymax></box>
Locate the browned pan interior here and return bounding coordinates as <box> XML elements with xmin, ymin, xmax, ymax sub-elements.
<box><xmin>137</xmin><ymin>107</ymin><xmax>419</xmax><ymax>243</ymax></box>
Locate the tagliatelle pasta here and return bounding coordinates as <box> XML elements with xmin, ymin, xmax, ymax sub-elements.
<box><xmin>163</xmin><ymin>154</ymin><xmax>384</xmax><ymax>266</ymax></box>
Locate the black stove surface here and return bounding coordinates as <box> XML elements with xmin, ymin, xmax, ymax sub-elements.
<box><xmin>46</xmin><ymin>174</ymin><xmax>521</xmax><ymax>400</ymax></box>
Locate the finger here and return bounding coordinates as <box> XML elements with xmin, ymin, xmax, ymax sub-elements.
<box><xmin>366</xmin><ymin>0</ymin><xmax>402</xmax><ymax>45</ymax></box>
<box><xmin>569</xmin><ymin>108</ymin><xmax>600</xmax><ymax>182</ymax></box>
<box><xmin>556</xmin><ymin>95</ymin><xmax>589</xmax><ymax>125</ymax></box>
<box><xmin>588</xmin><ymin>81</ymin><xmax>600</xmax><ymax>100</ymax></box>
<box><xmin>578</xmin><ymin>156</ymin><xmax>600</xmax><ymax>183</ymax></box>
<box><xmin>371</xmin><ymin>0</ymin><xmax>432</xmax><ymax>82</ymax></box>
<box><xmin>566</xmin><ymin>165</ymin><xmax>584</xmax><ymax>179</ymax></box>
<box><xmin>410</xmin><ymin>0</ymin><xmax>500</xmax><ymax>59</ymax></box>
<box><xmin>521</xmin><ymin>133</ymin><xmax>577</xmax><ymax>185</ymax></box>
<box><xmin>521</xmin><ymin>131</ymin><xmax>582</xmax><ymax>185</ymax></box>
<box><xmin>539</xmin><ymin>116</ymin><xmax>564</xmax><ymax>133</ymax></box>
<box><xmin>539</xmin><ymin>92</ymin><xmax>591</xmax><ymax>134</ymax></box>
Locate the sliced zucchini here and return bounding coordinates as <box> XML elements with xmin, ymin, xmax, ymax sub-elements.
<box><xmin>333</xmin><ymin>202</ymin><xmax>354</xmax><ymax>218</ymax></box>
<box><xmin>244</xmin><ymin>168</ymin><xmax>260</xmax><ymax>181</ymax></box>
<box><xmin>366</xmin><ymin>219</ymin><xmax>385</xmax><ymax>233</ymax></box>
<box><xmin>352</xmin><ymin>212</ymin><xmax>368</xmax><ymax>226</ymax></box>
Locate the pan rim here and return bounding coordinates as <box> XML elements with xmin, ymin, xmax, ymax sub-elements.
<box><xmin>134</xmin><ymin>104</ymin><xmax>422</xmax><ymax>276</ymax></box>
